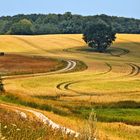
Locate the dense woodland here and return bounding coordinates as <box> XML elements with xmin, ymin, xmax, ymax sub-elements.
<box><xmin>0</xmin><ymin>12</ymin><xmax>140</xmax><ymax>35</ymax></box>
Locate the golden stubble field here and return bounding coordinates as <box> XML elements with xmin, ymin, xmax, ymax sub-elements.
<box><xmin>0</xmin><ymin>34</ymin><xmax>140</xmax><ymax>140</ymax></box>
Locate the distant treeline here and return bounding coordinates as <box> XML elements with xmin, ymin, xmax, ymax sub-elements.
<box><xmin>0</xmin><ymin>12</ymin><xmax>140</xmax><ymax>35</ymax></box>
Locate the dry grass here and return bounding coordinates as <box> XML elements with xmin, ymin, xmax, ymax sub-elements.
<box><xmin>97</xmin><ymin>122</ymin><xmax>140</xmax><ymax>140</ymax></box>
<box><xmin>0</xmin><ymin>106</ymin><xmax>81</xmax><ymax>140</ymax></box>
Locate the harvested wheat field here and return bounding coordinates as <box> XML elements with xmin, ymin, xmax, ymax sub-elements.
<box><xmin>0</xmin><ymin>34</ymin><xmax>140</xmax><ymax>140</ymax></box>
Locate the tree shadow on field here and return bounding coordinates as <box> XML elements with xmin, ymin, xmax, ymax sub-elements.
<box><xmin>75</xmin><ymin>47</ymin><xmax>100</xmax><ymax>53</ymax></box>
<box><xmin>107</xmin><ymin>47</ymin><xmax>130</xmax><ymax>57</ymax></box>
<box><xmin>76</xmin><ymin>46</ymin><xmax>130</xmax><ymax>57</ymax></box>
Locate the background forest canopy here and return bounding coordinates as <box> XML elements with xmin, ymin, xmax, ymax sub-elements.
<box><xmin>0</xmin><ymin>12</ymin><xmax>140</xmax><ymax>35</ymax></box>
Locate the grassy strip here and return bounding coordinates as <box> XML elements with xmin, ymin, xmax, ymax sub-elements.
<box><xmin>72</xmin><ymin>107</ymin><xmax>140</xmax><ymax>125</ymax></box>
<box><xmin>1</xmin><ymin>92</ymin><xmax>140</xmax><ymax>126</ymax></box>
<box><xmin>96</xmin><ymin>108</ymin><xmax>140</xmax><ymax>125</ymax></box>
<box><xmin>0</xmin><ymin>93</ymin><xmax>68</xmax><ymax>116</ymax></box>
<box><xmin>92</xmin><ymin>100</ymin><xmax>140</xmax><ymax>108</ymax></box>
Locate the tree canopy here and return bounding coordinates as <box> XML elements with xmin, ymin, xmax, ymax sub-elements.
<box><xmin>83</xmin><ymin>22</ymin><xmax>116</xmax><ymax>52</ymax></box>
<box><xmin>9</xmin><ymin>19</ymin><xmax>32</xmax><ymax>35</ymax></box>
<box><xmin>0</xmin><ymin>12</ymin><xmax>140</xmax><ymax>35</ymax></box>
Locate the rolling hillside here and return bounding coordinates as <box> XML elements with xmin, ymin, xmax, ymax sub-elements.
<box><xmin>0</xmin><ymin>34</ymin><xmax>140</xmax><ymax>140</ymax></box>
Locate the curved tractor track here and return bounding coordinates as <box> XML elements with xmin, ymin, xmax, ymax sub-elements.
<box><xmin>57</xmin><ymin>81</ymin><xmax>81</xmax><ymax>91</ymax></box>
<box><xmin>3</xmin><ymin>60</ymin><xmax>77</xmax><ymax>80</ymax></box>
<box><xmin>56</xmin><ymin>80</ymin><xmax>98</xmax><ymax>97</ymax></box>
<box><xmin>56</xmin><ymin>62</ymin><xmax>140</xmax><ymax>97</ymax></box>
<box><xmin>126</xmin><ymin>63</ymin><xmax>140</xmax><ymax>77</ymax></box>
<box><xmin>56</xmin><ymin>62</ymin><xmax>112</xmax><ymax>91</ymax></box>
<box><xmin>56</xmin><ymin>62</ymin><xmax>113</xmax><ymax>97</ymax></box>
<box><xmin>56</xmin><ymin>81</ymin><xmax>82</xmax><ymax>97</ymax></box>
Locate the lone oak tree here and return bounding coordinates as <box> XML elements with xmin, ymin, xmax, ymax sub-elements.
<box><xmin>83</xmin><ymin>22</ymin><xmax>116</xmax><ymax>52</ymax></box>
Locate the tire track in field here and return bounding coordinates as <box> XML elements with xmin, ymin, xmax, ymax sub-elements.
<box><xmin>126</xmin><ymin>63</ymin><xmax>140</xmax><ymax>77</ymax></box>
<box><xmin>56</xmin><ymin>62</ymin><xmax>140</xmax><ymax>97</ymax></box>
<box><xmin>57</xmin><ymin>79</ymin><xmax>100</xmax><ymax>97</ymax></box>
<box><xmin>56</xmin><ymin>80</ymin><xmax>99</xmax><ymax>97</ymax></box>
<box><xmin>56</xmin><ymin>62</ymin><xmax>139</xmax><ymax>97</ymax></box>
<box><xmin>56</xmin><ymin>80</ymin><xmax>84</xmax><ymax>96</ymax></box>
<box><xmin>56</xmin><ymin>62</ymin><xmax>113</xmax><ymax>96</ymax></box>
<box><xmin>3</xmin><ymin>60</ymin><xmax>77</xmax><ymax>80</ymax></box>
<box><xmin>63</xmin><ymin>81</ymin><xmax>97</xmax><ymax>96</ymax></box>
<box><xmin>57</xmin><ymin>81</ymin><xmax>81</xmax><ymax>91</ymax></box>
<box><xmin>56</xmin><ymin>80</ymin><xmax>82</xmax><ymax>96</ymax></box>
<box><xmin>0</xmin><ymin>103</ymin><xmax>80</xmax><ymax>137</ymax></box>
<box><xmin>63</xmin><ymin>81</ymin><xmax>87</xmax><ymax>95</ymax></box>
<box><xmin>56</xmin><ymin>81</ymin><xmax>70</xmax><ymax>90</ymax></box>
<box><xmin>56</xmin><ymin>62</ymin><xmax>112</xmax><ymax>90</ymax></box>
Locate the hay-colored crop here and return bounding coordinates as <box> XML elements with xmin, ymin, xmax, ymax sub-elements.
<box><xmin>0</xmin><ymin>34</ymin><xmax>140</xmax><ymax>139</ymax></box>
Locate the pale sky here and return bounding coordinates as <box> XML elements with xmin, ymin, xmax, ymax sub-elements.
<box><xmin>0</xmin><ymin>0</ymin><xmax>140</xmax><ymax>19</ymax></box>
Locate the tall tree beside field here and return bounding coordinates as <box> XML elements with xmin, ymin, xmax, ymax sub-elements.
<box><xmin>83</xmin><ymin>22</ymin><xmax>116</xmax><ymax>52</ymax></box>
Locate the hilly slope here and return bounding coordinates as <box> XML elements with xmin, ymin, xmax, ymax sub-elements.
<box><xmin>0</xmin><ymin>34</ymin><xmax>140</xmax><ymax>140</ymax></box>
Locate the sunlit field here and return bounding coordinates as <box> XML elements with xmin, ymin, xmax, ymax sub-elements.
<box><xmin>0</xmin><ymin>34</ymin><xmax>140</xmax><ymax>139</ymax></box>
